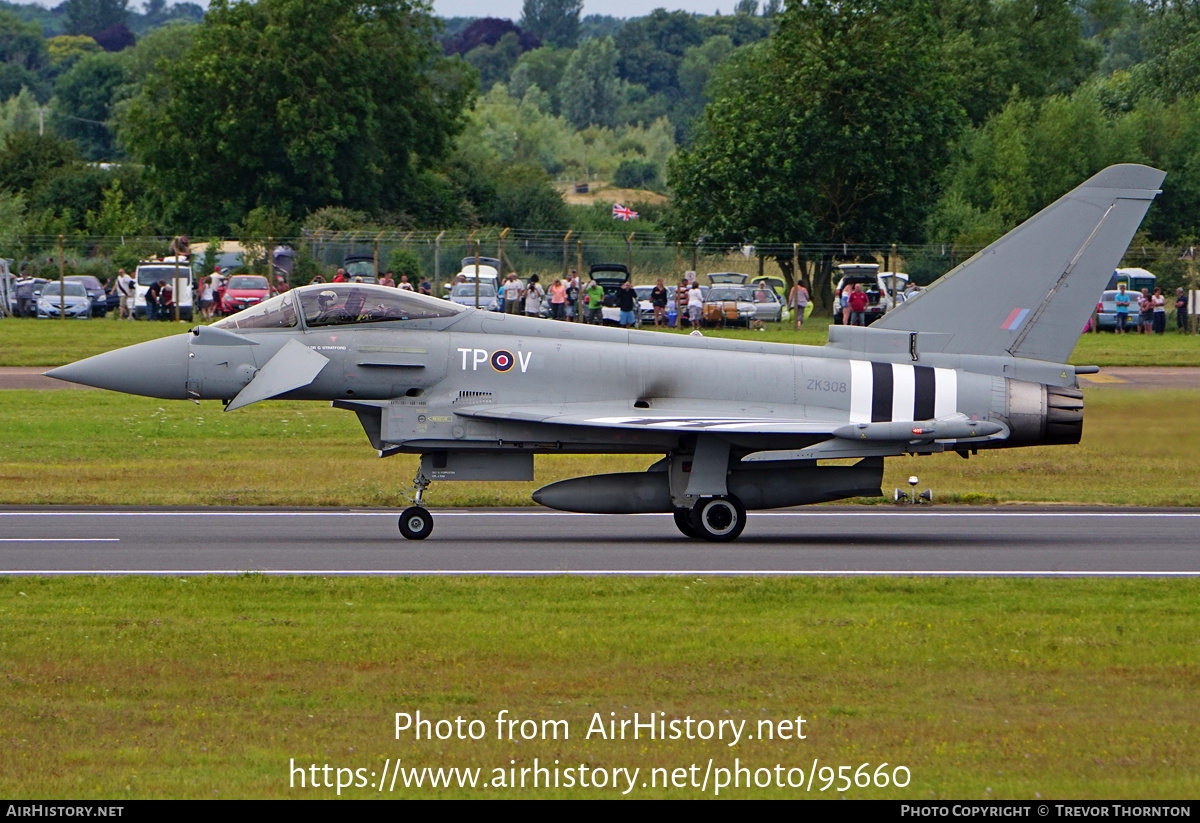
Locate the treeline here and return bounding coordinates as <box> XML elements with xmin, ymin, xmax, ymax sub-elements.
<box><xmin>2</xmin><ymin>0</ymin><xmax>1200</xmax><ymax>283</ymax></box>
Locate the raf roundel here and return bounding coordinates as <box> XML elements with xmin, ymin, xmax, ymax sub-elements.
<box><xmin>490</xmin><ymin>349</ymin><xmax>515</xmax><ymax>372</ymax></box>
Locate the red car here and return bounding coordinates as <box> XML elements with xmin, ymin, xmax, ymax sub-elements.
<box><xmin>218</xmin><ymin>275</ymin><xmax>271</xmax><ymax>316</ymax></box>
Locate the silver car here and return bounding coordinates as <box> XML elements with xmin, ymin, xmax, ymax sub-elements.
<box><xmin>37</xmin><ymin>281</ymin><xmax>92</xmax><ymax>318</ymax></box>
<box><xmin>748</xmin><ymin>285</ymin><xmax>782</xmax><ymax>323</ymax></box>
<box><xmin>448</xmin><ymin>281</ymin><xmax>500</xmax><ymax>312</ymax></box>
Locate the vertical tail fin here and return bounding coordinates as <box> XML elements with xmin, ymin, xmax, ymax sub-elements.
<box><xmin>872</xmin><ymin>164</ymin><xmax>1164</xmax><ymax>363</ymax></box>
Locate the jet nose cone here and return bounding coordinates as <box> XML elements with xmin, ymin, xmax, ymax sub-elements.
<box><xmin>45</xmin><ymin>334</ymin><xmax>191</xmax><ymax>399</ymax></box>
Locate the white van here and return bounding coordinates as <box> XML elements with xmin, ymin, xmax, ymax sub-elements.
<box><xmin>134</xmin><ymin>257</ymin><xmax>194</xmax><ymax>321</ymax></box>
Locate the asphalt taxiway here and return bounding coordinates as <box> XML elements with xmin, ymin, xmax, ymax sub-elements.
<box><xmin>1</xmin><ymin>507</ymin><xmax>1197</xmax><ymax>575</ymax></box>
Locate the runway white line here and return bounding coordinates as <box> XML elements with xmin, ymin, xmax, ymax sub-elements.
<box><xmin>2</xmin><ymin>511</ymin><xmax>1199</xmax><ymax>518</ymax></box>
<box><xmin>0</xmin><ymin>538</ymin><xmax>120</xmax><ymax>542</ymax></box>
<box><xmin>1</xmin><ymin>570</ymin><xmax>1198</xmax><ymax>577</ymax></box>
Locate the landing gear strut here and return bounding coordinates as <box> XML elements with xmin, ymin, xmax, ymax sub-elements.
<box><xmin>689</xmin><ymin>495</ymin><xmax>747</xmax><ymax>542</ymax></box>
<box><xmin>398</xmin><ymin>468</ymin><xmax>433</xmax><ymax>540</ymax></box>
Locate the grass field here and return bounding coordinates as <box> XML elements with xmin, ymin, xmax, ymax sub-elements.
<box><xmin>3</xmin><ymin>314</ymin><xmax>1199</xmax><ymax>367</ymax></box>
<box><xmin>1</xmin><ymin>388</ymin><xmax>1198</xmax><ymax>507</ymax></box>
<box><xmin>1</xmin><ymin>575</ymin><xmax>1197</xmax><ymax>799</ymax></box>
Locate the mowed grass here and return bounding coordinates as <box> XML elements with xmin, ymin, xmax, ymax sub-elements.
<box><xmin>1</xmin><ymin>388</ymin><xmax>1198</xmax><ymax>507</ymax></box>
<box><xmin>1</xmin><ymin>575</ymin><xmax>1197</xmax><ymax>799</ymax></box>
<box><xmin>4</xmin><ymin>314</ymin><xmax>1199</xmax><ymax>367</ymax></box>
<box><xmin>0</xmin><ymin>317</ymin><xmax>187</xmax><ymax>367</ymax></box>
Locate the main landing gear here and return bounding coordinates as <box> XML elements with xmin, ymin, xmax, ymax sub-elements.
<box><xmin>398</xmin><ymin>468</ymin><xmax>433</xmax><ymax>540</ymax></box>
<box><xmin>673</xmin><ymin>495</ymin><xmax>747</xmax><ymax>542</ymax></box>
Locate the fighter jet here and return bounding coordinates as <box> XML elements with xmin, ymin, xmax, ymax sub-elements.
<box><xmin>47</xmin><ymin>164</ymin><xmax>1164</xmax><ymax>541</ymax></box>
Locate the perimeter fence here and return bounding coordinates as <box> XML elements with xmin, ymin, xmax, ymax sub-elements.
<box><xmin>1</xmin><ymin>228</ymin><xmax>1195</xmax><ymax>299</ymax></box>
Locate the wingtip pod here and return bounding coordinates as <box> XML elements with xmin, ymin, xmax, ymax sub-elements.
<box><xmin>869</xmin><ymin>164</ymin><xmax>1165</xmax><ymax>364</ymax></box>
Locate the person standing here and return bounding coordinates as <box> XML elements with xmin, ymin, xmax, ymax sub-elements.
<box><xmin>1138</xmin><ymin>288</ymin><xmax>1153</xmax><ymax>334</ymax></box>
<box><xmin>502</xmin><ymin>273</ymin><xmax>523</xmax><ymax>314</ymax></box>
<box><xmin>848</xmin><ymin>283</ymin><xmax>869</xmax><ymax>326</ymax></box>
<box><xmin>398</xmin><ymin>275</ymin><xmax>414</xmax><ymax>291</ymax></box>
<box><xmin>523</xmin><ymin>274</ymin><xmax>544</xmax><ymax>317</ymax></box>
<box><xmin>788</xmin><ymin>280</ymin><xmax>809</xmax><ymax>330</ymax></box>
<box><xmin>1176</xmin><ymin>287</ymin><xmax>1189</xmax><ymax>332</ymax></box>
<box><xmin>549</xmin><ymin>278</ymin><xmax>568</xmax><ymax>320</ymax></box>
<box><xmin>651</xmin><ymin>278</ymin><xmax>668</xmax><ymax>327</ymax></box>
<box><xmin>418</xmin><ymin>276</ymin><xmax>431</xmax><ymax>295</ymax></box>
<box><xmin>584</xmin><ymin>279</ymin><xmax>604</xmax><ymax>324</ymax></box>
<box><xmin>565</xmin><ymin>272</ymin><xmax>580</xmax><ymax>322</ymax></box>
<box><xmin>1151</xmin><ymin>287</ymin><xmax>1166</xmax><ymax>334</ymax></box>
<box><xmin>145</xmin><ymin>279</ymin><xmax>161</xmax><ymax>321</ymax></box>
<box><xmin>116</xmin><ymin>268</ymin><xmax>135</xmax><ymax>320</ymax></box>
<box><xmin>1114</xmin><ymin>283</ymin><xmax>1130</xmax><ymax>333</ymax></box>
<box><xmin>199</xmin><ymin>270</ymin><xmax>214</xmax><ymax>320</ymax></box>
<box><xmin>676</xmin><ymin>278</ymin><xmax>692</xmax><ymax>328</ymax></box>
<box><xmin>616</xmin><ymin>280</ymin><xmax>637</xmax><ymax>328</ymax></box>
<box><xmin>378</xmin><ymin>270</ymin><xmax>395</xmax><ymax>288</ymax></box>
<box><xmin>687</xmin><ymin>281</ymin><xmax>703</xmax><ymax>328</ymax></box>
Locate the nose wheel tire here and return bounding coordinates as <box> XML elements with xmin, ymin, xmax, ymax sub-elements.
<box><xmin>689</xmin><ymin>495</ymin><xmax>747</xmax><ymax>542</ymax></box>
<box><xmin>673</xmin><ymin>507</ymin><xmax>700</xmax><ymax>539</ymax></box>
<box><xmin>399</xmin><ymin>506</ymin><xmax>433</xmax><ymax>540</ymax></box>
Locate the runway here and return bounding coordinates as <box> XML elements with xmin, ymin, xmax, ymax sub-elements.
<box><xmin>0</xmin><ymin>507</ymin><xmax>1197</xmax><ymax>575</ymax></box>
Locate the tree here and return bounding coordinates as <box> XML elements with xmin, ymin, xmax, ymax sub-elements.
<box><xmin>118</xmin><ymin>0</ymin><xmax>476</xmax><ymax>233</ymax></box>
<box><xmin>465</xmin><ymin>31</ymin><xmax>524</xmax><ymax>92</ymax></box>
<box><xmin>667</xmin><ymin>0</ymin><xmax>962</xmax><ymax>307</ymax></box>
<box><xmin>65</xmin><ymin>0</ymin><xmax>130</xmax><ymax>38</ymax></box>
<box><xmin>51</xmin><ymin>51</ymin><xmax>126</xmax><ymax>160</ymax></box>
<box><xmin>0</xmin><ymin>131</ymin><xmax>79</xmax><ymax>194</ymax></box>
<box><xmin>558</xmin><ymin>35</ymin><xmax>621</xmax><ymax>129</ymax></box>
<box><xmin>509</xmin><ymin>46</ymin><xmax>572</xmax><ymax>114</ymax></box>
<box><xmin>519</xmin><ymin>0</ymin><xmax>582</xmax><ymax>49</ymax></box>
<box><xmin>443</xmin><ymin>18</ymin><xmax>539</xmax><ymax>55</ymax></box>
<box><xmin>0</xmin><ymin>10</ymin><xmax>48</xmax><ymax>71</ymax></box>
<box><xmin>934</xmin><ymin>0</ymin><xmax>1100</xmax><ymax>124</ymax></box>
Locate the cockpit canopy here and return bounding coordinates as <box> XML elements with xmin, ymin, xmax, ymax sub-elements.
<box><xmin>212</xmin><ymin>284</ymin><xmax>464</xmax><ymax>331</ymax></box>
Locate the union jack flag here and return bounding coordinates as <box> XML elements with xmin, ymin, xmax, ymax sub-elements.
<box><xmin>612</xmin><ymin>203</ymin><xmax>639</xmax><ymax>221</ymax></box>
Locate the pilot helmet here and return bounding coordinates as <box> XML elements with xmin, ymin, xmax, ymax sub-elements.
<box><xmin>317</xmin><ymin>290</ymin><xmax>337</xmax><ymax>309</ymax></box>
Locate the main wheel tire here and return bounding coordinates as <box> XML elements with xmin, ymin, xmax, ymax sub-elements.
<box><xmin>689</xmin><ymin>496</ymin><xmax>747</xmax><ymax>542</ymax></box>
<box><xmin>673</xmin><ymin>507</ymin><xmax>700</xmax><ymax>539</ymax></box>
<box><xmin>398</xmin><ymin>506</ymin><xmax>433</xmax><ymax>540</ymax></box>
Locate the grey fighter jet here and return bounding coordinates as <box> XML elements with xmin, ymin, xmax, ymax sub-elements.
<box><xmin>47</xmin><ymin>164</ymin><xmax>1164</xmax><ymax>541</ymax></box>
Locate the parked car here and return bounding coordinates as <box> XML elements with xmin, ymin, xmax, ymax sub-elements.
<box><xmin>37</xmin><ymin>281</ymin><xmax>92</xmax><ymax>318</ymax></box>
<box><xmin>634</xmin><ymin>284</ymin><xmax>677</xmax><ymax>326</ymax></box>
<box><xmin>342</xmin><ymin>253</ymin><xmax>379</xmax><ymax>284</ymax></box>
<box><xmin>133</xmin><ymin>258</ymin><xmax>194</xmax><ymax>321</ymax></box>
<box><xmin>9</xmin><ymin>277</ymin><xmax>47</xmax><ymax>316</ymax></box>
<box><xmin>589</xmin><ymin>263</ymin><xmax>632</xmax><ymax>325</ymax></box>
<box><xmin>448</xmin><ymin>281</ymin><xmax>501</xmax><ymax>312</ymax></box>
<box><xmin>219</xmin><ymin>274</ymin><xmax>272</xmax><ymax>315</ymax></box>
<box><xmin>832</xmin><ymin>263</ymin><xmax>894</xmax><ymax>325</ymax></box>
<box><xmin>749</xmin><ymin>285</ymin><xmax>782</xmax><ymax>323</ymax></box>
<box><xmin>701</xmin><ymin>286</ymin><xmax>757</xmax><ymax>327</ymax></box>
<box><xmin>707</xmin><ymin>272</ymin><xmax>749</xmax><ymax>286</ymax></box>
<box><xmin>1095</xmin><ymin>289</ymin><xmax>1142</xmax><ymax>331</ymax></box>
<box><xmin>751</xmin><ymin>275</ymin><xmax>787</xmax><ymax>297</ymax></box>
<box><xmin>64</xmin><ymin>275</ymin><xmax>108</xmax><ymax>317</ymax></box>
